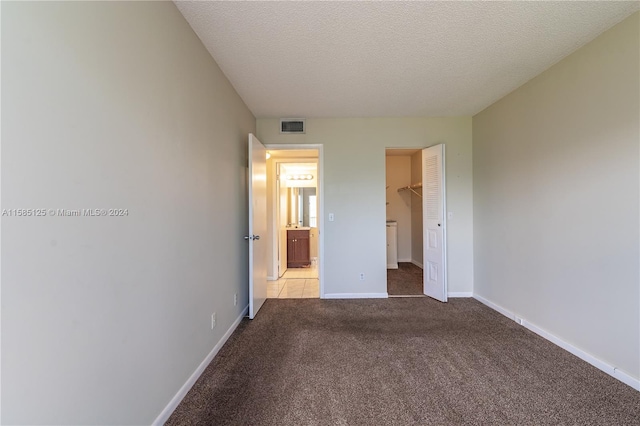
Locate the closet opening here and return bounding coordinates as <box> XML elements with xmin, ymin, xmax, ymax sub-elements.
<box><xmin>385</xmin><ymin>146</ymin><xmax>448</xmax><ymax>301</ymax></box>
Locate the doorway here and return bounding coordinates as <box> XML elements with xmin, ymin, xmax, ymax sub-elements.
<box><xmin>385</xmin><ymin>146</ymin><xmax>447</xmax><ymax>301</ymax></box>
<box><xmin>265</xmin><ymin>146</ymin><xmax>324</xmax><ymax>299</ymax></box>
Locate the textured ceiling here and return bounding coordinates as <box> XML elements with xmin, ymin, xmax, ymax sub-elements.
<box><xmin>175</xmin><ymin>1</ymin><xmax>639</xmax><ymax>118</ymax></box>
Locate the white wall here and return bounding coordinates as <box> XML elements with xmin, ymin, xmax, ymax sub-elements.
<box><xmin>473</xmin><ymin>13</ymin><xmax>639</xmax><ymax>381</ymax></box>
<box><xmin>385</xmin><ymin>156</ymin><xmax>412</xmax><ymax>261</ymax></box>
<box><xmin>257</xmin><ymin>117</ymin><xmax>473</xmax><ymax>296</ymax></box>
<box><xmin>2</xmin><ymin>2</ymin><xmax>255</xmax><ymax>424</ymax></box>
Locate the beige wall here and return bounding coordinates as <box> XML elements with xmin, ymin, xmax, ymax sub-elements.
<box><xmin>385</xmin><ymin>156</ymin><xmax>412</xmax><ymax>261</ymax></box>
<box><xmin>473</xmin><ymin>13</ymin><xmax>639</xmax><ymax>380</ymax></box>
<box><xmin>257</xmin><ymin>117</ymin><xmax>473</xmax><ymax>296</ymax></box>
<box><xmin>2</xmin><ymin>2</ymin><xmax>255</xmax><ymax>424</ymax></box>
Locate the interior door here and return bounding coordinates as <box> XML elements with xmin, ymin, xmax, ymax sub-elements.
<box><xmin>422</xmin><ymin>144</ymin><xmax>447</xmax><ymax>302</ymax></box>
<box><xmin>248</xmin><ymin>134</ymin><xmax>267</xmax><ymax>319</ymax></box>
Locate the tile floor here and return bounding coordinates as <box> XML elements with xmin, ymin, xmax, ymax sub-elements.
<box><xmin>281</xmin><ymin>267</ymin><xmax>318</xmax><ymax>280</ymax></box>
<box><xmin>267</xmin><ymin>266</ymin><xmax>319</xmax><ymax>298</ymax></box>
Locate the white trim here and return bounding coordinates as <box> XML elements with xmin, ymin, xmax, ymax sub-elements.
<box><xmin>398</xmin><ymin>258</ymin><xmax>412</xmax><ymax>263</ymax></box>
<box><xmin>152</xmin><ymin>305</ymin><xmax>249</xmax><ymax>425</ymax></box>
<box><xmin>522</xmin><ymin>319</ymin><xmax>640</xmax><ymax>391</ymax></box>
<box><xmin>448</xmin><ymin>292</ymin><xmax>472</xmax><ymax>298</ymax></box>
<box><xmin>270</xmin><ymin>157</ymin><xmax>317</xmax><ymax>282</ymax></box>
<box><xmin>441</xmin><ymin>145</ymin><xmax>448</xmax><ymax>302</ymax></box>
<box><xmin>323</xmin><ymin>293</ymin><xmax>388</xmax><ymax>299</ymax></box>
<box><xmin>473</xmin><ymin>294</ymin><xmax>640</xmax><ymax>392</ymax></box>
<box><xmin>473</xmin><ymin>294</ymin><xmax>515</xmax><ymax>321</ymax></box>
<box><xmin>318</xmin><ymin>146</ymin><xmax>325</xmax><ymax>299</ymax></box>
<box><xmin>267</xmin><ymin>276</ymin><xmax>277</xmax><ymax>281</ymax></box>
<box><xmin>387</xmin><ymin>264</ymin><xmax>399</xmax><ymax>269</ymax></box>
<box><xmin>411</xmin><ymin>259</ymin><xmax>423</xmax><ymax>269</ymax></box>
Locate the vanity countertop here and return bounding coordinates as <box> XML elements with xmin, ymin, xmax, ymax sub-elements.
<box><xmin>286</xmin><ymin>226</ymin><xmax>311</xmax><ymax>230</ymax></box>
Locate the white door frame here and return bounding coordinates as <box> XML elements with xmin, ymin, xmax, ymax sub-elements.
<box><xmin>265</xmin><ymin>144</ymin><xmax>325</xmax><ymax>299</ymax></box>
<box><xmin>272</xmin><ymin>157</ymin><xmax>318</xmax><ymax>279</ymax></box>
<box><xmin>385</xmin><ymin>145</ymin><xmax>448</xmax><ymax>300</ymax></box>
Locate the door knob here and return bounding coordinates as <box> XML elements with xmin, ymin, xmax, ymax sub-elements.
<box><xmin>243</xmin><ymin>236</ymin><xmax>250</xmax><ymax>240</ymax></box>
<box><xmin>254</xmin><ymin>235</ymin><xmax>260</xmax><ymax>240</ymax></box>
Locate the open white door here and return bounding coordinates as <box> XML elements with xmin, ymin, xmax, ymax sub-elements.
<box><xmin>422</xmin><ymin>144</ymin><xmax>447</xmax><ymax>302</ymax></box>
<box><xmin>248</xmin><ymin>134</ymin><xmax>267</xmax><ymax>319</ymax></box>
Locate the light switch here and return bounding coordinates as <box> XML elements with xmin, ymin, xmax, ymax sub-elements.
<box><xmin>328</xmin><ymin>213</ymin><xmax>335</xmax><ymax>222</ymax></box>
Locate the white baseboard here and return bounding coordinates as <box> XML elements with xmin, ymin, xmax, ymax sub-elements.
<box><xmin>387</xmin><ymin>264</ymin><xmax>398</xmax><ymax>269</ymax></box>
<box><xmin>473</xmin><ymin>294</ymin><xmax>515</xmax><ymax>320</ymax></box>
<box><xmin>323</xmin><ymin>293</ymin><xmax>388</xmax><ymax>299</ymax></box>
<box><xmin>152</xmin><ymin>305</ymin><xmax>249</xmax><ymax>425</ymax></box>
<box><xmin>411</xmin><ymin>260</ymin><xmax>423</xmax><ymax>269</ymax></box>
<box><xmin>398</xmin><ymin>258</ymin><xmax>412</xmax><ymax>263</ymax></box>
<box><xmin>448</xmin><ymin>292</ymin><xmax>472</xmax><ymax>298</ymax></box>
<box><xmin>473</xmin><ymin>294</ymin><xmax>640</xmax><ymax>392</ymax></box>
<box><xmin>267</xmin><ymin>276</ymin><xmax>277</xmax><ymax>281</ymax></box>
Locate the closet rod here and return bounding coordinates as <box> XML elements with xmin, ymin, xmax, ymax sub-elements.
<box><xmin>397</xmin><ymin>183</ymin><xmax>422</xmax><ymax>198</ymax></box>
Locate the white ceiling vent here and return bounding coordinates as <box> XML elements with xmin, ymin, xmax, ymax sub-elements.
<box><xmin>280</xmin><ymin>119</ymin><xmax>305</xmax><ymax>134</ymax></box>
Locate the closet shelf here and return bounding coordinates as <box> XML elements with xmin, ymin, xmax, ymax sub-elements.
<box><xmin>397</xmin><ymin>182</ymin><xmax>422</xmax><ymax>198</ymax></box>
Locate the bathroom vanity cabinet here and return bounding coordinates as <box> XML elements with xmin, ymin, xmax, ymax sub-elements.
<box><xmin>287</xmin><ymin>229</ymin><xmax>310</xmax><ymax>268</ymax></box>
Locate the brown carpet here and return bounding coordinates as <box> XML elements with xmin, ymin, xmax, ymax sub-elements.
<box><xmin>166</xmin><ymin>298</ymin><xmax>640</xmax><ymax>425</ymax></box>
<box><xmin>387</xmin><ymin>262</ymin><xmax>423</xmax><ymax>295</ymax></box>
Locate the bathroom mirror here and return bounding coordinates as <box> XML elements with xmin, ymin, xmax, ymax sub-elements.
<box><xmin>287</xmin><ymin>187</ymin><xmax>317</xmax><ymax>227</ymax></box>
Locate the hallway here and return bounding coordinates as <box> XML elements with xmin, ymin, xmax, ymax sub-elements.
<box><xmin>267</xmin><ymin>266</ymin><xmax>319</xmax><ymax>299</ymax></box>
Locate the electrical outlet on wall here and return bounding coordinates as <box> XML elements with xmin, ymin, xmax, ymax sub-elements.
<box><xmin>234</xmin><ymin>293</ymin><xmax>238</xmax><ymax>306</ymax></box>
<box><xmin>211</xmin><ymin>312</ymin><xmax>216</xmax><ymax>329</ymax></box>
<box><xmin>359</xmin><ymin>273</ymin><xmax>365</xmax><ymax>281</ymax></box>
